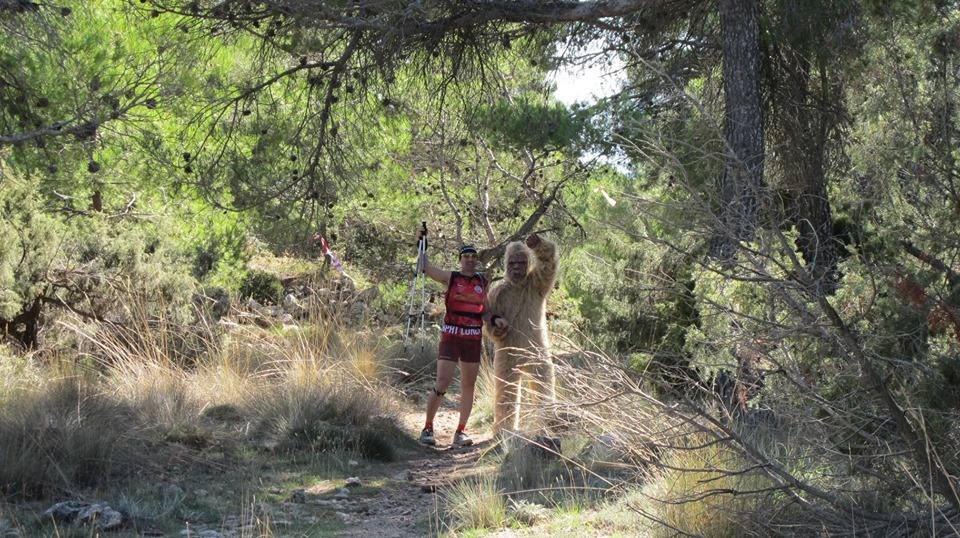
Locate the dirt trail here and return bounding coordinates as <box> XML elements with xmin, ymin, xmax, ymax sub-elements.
<box><xmin>334</xmin><ymin>402</ymin><xmax>493</xmax><ymax>537</ymax></box>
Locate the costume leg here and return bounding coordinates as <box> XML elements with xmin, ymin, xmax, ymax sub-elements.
<box><xmin>493</xmin><ymin>349</ymin><xmax>521</xmax><ymax>434</ymax></box>
<box><xmin>520</xmin><ymin>348</ymin><xmax>557</xmax><ymax>432</ymax></box>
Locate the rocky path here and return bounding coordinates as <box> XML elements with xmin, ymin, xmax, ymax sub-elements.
<box><xmin>3</xmin><ymin>399</ymin><xmax>495</xmax><ymax>538</ymax></box>
<box><xmin>333</xmin><ymin>403</ymin><xmax>494</xmax><ymax>537</ymax></box>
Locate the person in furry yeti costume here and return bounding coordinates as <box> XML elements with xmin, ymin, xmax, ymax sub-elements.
<box><xmin>484</xmin><ymin>233</ymin><xmax>558</xmax><ymax>434</ymax></box>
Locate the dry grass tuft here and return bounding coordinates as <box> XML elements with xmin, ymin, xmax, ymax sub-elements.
<box><xmin>0</xmin><ymin>292</ymin><xmax>408</xmax><ymax>497</ymax></box>
<box><xmin>644</xmin><ymin>438</ymin><xmax>777</xmax><ymax>537</ymax></box>
<box><xmin>442</xmin><ymin>475</ymin><xmax>508</xmax><ymax>531</ymax></box>
<box><xmin>0</xmin><ymin>373</ymin><xmax>142</xmax><ymax>497</ymax></box>
<box><xmin>467</xmin><ymin>360</ymin><xmax>497</xmax><ymax>427</ymax></box>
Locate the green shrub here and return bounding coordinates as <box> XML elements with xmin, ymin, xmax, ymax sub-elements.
<box><xmin>1</xmin><ymin>170</ymin><xmax>199</xmax><ymax>348</ymax></box>
<box><xmin>188</xmin><ymin>209</ymin><xmax>251</xmax><ymax>288</ymax></box>
<box><xmin>196</xmin><ymin>286</ymin><xmax>231</xmax><ymax>320</ymax></box>
<box><xmin>239</xmin><ymin>269</ymin><xmax>283</xmax><ymax>304</ymax></box>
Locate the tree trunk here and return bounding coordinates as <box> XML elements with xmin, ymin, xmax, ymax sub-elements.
<box><xmin>1</xmin><ymin>299</ymin><xmax>42</xmax><ymax>349</ymax></box>
<box><xmin>777</xmin><ymin>52</ymin><xmax>838</xmax><ymax>294</ymax></box>
<box><xmin>712</xmin><ymin>0</ymin><xmax>765</xmax><ymax>260</ymax></box>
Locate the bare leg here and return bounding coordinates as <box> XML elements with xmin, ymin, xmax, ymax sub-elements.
<box><xmin>457</xmin><ymin>361</ymin><xmax>481</xmax><ymax>428</ymax></box>
<box><xmin>425</xmin><ymin>359</ymin><xmax>457</xmax><ymax>427</ymax></box>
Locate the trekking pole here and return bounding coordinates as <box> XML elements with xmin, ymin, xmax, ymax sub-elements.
<box><xmin>403</xmin><ymin>222</ymin><xmax>428</xmax><ymax>353</ymax></box>
<box><xmin>417</xmin><ymin>222</ymin><xmax>428</xmax><ymax>355</ymax></box>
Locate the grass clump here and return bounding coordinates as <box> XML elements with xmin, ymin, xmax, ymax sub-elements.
<box><xmin>0</xmin><ymin>374</ymin><xmax>141</xmax><ymax>498</ymax></box>
<box><xmin>467</xmin><ymin>361</ymin><xmax>497</xmax><ymax>428</ymax></box>
<box><xmin>249</xmin><ymin>372</ymin><xmax>404</xmax><ymax>461</ymax></box>
<box><xmin>494</xmin><ymin>433</ymin><xmax>610</xmax><ymax>507</ymax></box>
<box><xmin>645</xmin><ymin>437</ymin><xmax>779</xmax><ymax>537</ymax></box>
<box><xmin>0</xmin><ymin>288</ymin><xmax>408</xmax><ymax>498</ymax></box>
<box><xmin>239</xmin><ymin>320</ymin><xmax>408</xmax><ymax>461</ymax></box>
<box><xmin>442</xmin><ymin>476</ymin><xmax>508</xmax><ymax>532</ymax></box>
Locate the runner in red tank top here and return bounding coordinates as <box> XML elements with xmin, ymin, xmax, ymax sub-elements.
<box><xmin>417</xmin><ymin>236</ymin><xmax>508</xmax><ymax>448</ymax></box>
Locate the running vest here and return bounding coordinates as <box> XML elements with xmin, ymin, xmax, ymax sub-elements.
<box><xmin>441</xmin><ymin>271</ymin><xmax>487</xmax><ymax>341</ymax></box>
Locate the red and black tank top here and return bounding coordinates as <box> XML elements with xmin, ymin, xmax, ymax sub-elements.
<box><xmin>441</xmin><ymin>271</ymin><xmax>487</xmax><ymax>341</ymax></box>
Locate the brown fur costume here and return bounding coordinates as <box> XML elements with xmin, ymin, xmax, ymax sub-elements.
<box><xmin>485</xmin><ymin>237</ymin><xmax>558</xmax><ymax>433</ymax></box>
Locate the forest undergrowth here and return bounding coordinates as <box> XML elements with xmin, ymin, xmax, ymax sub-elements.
<box><xmin>0</xmin><ymin>271</ymin><xmax>799</xmax><ymax>538</ymax></box>
<box><xmin>4</xmin><ymin>1</ymin><xmax>960</xmax><ymax>535</ymax></box>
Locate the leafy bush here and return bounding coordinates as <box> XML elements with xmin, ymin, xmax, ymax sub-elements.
<box><xmin>0</xmin><ymin>170</ymin><xmax>197</xmax><ymax>347</ymax></box>
<box><xmin>239</xmin><ymin>269</ymin><xmax>283</xmax><ymax>304</ymax></box>
<box><xmin>188</xmin><ymin>208</ymin><xmax>252</xmax><ymax>288</ymax></box>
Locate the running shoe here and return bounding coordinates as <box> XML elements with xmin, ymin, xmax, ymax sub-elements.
<box><xmin>419</xmin><ymin>428</ymin><xmax>436</xmax><ymax>446</ymax></box>
<box><xmin>452</xmin><ymin>430</ymin><xmax>473</xmax><ymax>447</ymax></box>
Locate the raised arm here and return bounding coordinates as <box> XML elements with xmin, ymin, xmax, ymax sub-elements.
<box><xmin>420</xmin><ymin>252</ymin><xmax>451</xmax><ymax>286</ymax></box>
<box><xmin>526</xmin><ymin>234</ymin><xmax>557</xmax><ymax>296</ymax></box>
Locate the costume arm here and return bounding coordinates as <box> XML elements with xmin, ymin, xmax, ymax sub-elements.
<box><xmin>483</xmin><ymin>284</ymin><xmax>510</xmax><ymax>342</ymax></box>
<box><xmin>528</xmin><ymin>237</ymin><xmax>558</xmax><ymax>295</ymax></box>
<box><xmin>483</xmin><ymin>285</ymin><xmax>501</xmax><ymax>330</ymax></box>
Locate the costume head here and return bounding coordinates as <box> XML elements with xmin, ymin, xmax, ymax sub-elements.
<box><xmin>504</xmin><ymin>241</ymin><xmax>531</xmax><ymax>282</ymax></box>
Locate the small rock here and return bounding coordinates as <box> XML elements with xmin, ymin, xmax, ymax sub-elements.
<box><xmin>283</xmin><ymin>293</ymin><xmax>306</xmax><ymax>317</ymax></box>
<box><xmin>509</xmin><ymin>499</ymin><xmax>551</xmax><ymax>525</ymax></box>
<box><xmin>595</xmin><ymin>433</ymin><xmax>617</xmax><ymax>446</ymax></box>
<box><xmin>161</xmin><ymin>483</ymin><xmax>185</xmax><ymax>499</ymax></box>
<box><xmin>338</xmin><ymin>502</ymin><xmax>369</xmax><ymax>513</ymax></box>
<box><xmin>348</xmin><ymin>459</ymin><xmax>359</xmax><ymax>467</ymax></box>
<box><xmin>345</xmin><ymin>476</ymin><xmax>362</xmax><ymax>488</ymax></box>
<box><xmin>194</xmin><ymin>489</ymin><xmax>209</xmax><ymax>497</ymax></box>
<box><xmin>42</xmin><ymin>501</ymin><xmax>123</xmax><ymax>531</ymax></box>
<box><xmin>290</xmin><ymin>489</ymin><xmax>307</xmax><ymax>503</ymax></box>
<box><xmin>334</xmin><ymin>488</ymin><xmax>350</xmax><ymax>499</ymax></box>
<box><xmin>391</xmin><ymin>470</ymin><xmax>411</xmax><ymax>481</ymax></box>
